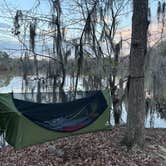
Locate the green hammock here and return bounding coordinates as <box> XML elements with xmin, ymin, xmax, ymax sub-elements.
<box><xmin>0</xmin><ymin>90</ymin><xmax>112</xmax><ymax>149</ymax></box>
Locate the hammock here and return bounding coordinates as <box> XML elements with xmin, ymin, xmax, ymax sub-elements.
<box><xmin>0</xmin><ymin>90</ymin><xmax>112</xmax><ymax>149</ymax></box>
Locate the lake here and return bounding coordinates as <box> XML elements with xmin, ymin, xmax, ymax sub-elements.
<box><xmin>0</xmin><ymin>75</ymin><xmax>166</xmax><ymax>148</ymax></box>
<box><xmin>0</xmin><ymin>75</ymin><xmax>166</xmax><ymax>128</ymax></box>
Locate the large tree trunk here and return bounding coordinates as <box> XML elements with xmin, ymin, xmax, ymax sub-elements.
<box><xmin>122</xmin><ymin>0</ymin><xmax>149</xmax><ymax>149</ymax></box>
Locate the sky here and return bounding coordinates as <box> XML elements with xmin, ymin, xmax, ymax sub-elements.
<box><xmin>0</xmin><ymin>0</ymin><xmax>50</xmax><ymax>54</ymax></box>
<box><xmin>0</xmin><ymin>0</ymin><xmax>165</xmax><ymax>57</ymax></box>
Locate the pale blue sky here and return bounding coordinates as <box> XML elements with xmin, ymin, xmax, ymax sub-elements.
<box><xmin>0</xmin><ymin>0</ymin><xmax>162</xmax><ymax>56</ymax></box>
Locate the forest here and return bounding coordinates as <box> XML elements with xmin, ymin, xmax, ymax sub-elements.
<box><xmin>0</xmin><ymin>0</ymin><xmax>166</xmax><ymax>165</ymax></box>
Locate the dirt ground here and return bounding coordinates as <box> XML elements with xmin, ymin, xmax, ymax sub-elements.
<box><xmin>0</xmin><ymin>127</ymin><xmax>166</xmax><ymax>166</ymax></box>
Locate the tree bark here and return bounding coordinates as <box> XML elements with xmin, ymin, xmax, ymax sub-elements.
<box><xmin>122</xmin><ymin>0</ymin><xmax>149</xmax><ymax>149</ymax></box>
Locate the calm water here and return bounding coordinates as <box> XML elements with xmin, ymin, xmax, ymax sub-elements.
<box><xmin>110</xmin><ymin>105</ymin><xmax>166</xmax><ymax>128</ymax></box>
<box><xmin>0</xmin><ymin>75</ymin><xmax>85</xmax><ymax>93</ymax></box>
<box><xmin>0</xmin><ymin>75</ymin><xmax>166</xmax><ymax>147</ymax></box>
<box><xmin>0</xmin><ymin>76</ymin><xmax>166</xmax><ymax>128</ymax></box>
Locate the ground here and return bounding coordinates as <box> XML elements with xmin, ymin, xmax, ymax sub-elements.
<box><xmin>0</xmin><ymin>127</ymin><xmax>166</xmax><ymax>166</ymax></box>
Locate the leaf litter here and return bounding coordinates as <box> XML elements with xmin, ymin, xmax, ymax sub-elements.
<box><xmin>0</xmin><ymin>127</ymin><xmax>165</xmax><ymax>166</ymax></box>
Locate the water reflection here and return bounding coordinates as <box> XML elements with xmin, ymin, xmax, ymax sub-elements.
<box><xmin>0</xmin><ymin>73</ymin><xmax>13</xmax><ymax>88</ymax></box>
<box><xmin>0</xmin><ymin>75</ymin><xmax>166</xmax><ymax>129</ymax></box>
<box><xmin>109</xmin><ymin>103</ymin><xmax>166</xmax><ymax>128</ymax></box>
<box><xmin>0</xmin><ymin>76</ymin><xmax>166</xmax><ymax>148</ymax></box>
<box><xmin>13</xmin><ymin>91</ymin><xmax>97</xmax><ymax>103</ymax></box>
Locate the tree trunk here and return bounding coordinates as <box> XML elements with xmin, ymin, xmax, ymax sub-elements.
<box><xmin>122</xmin><ymin>0</ymin><xmax>149</xmax><ymax>149</ymax></box>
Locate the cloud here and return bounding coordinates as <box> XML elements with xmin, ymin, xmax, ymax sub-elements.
<box><xmin>0</xmin><ymin>40</ymin><xmax>18</xmax><ymax>48</ymax></box>
<box><xmin>0</xmin><ymin>22</ymin><xmax>11</xmax><ymax>29</ymax></box>
<box><xmin>148</xmin><ymin>22</ymin><xmax>166</xmax><ymax>46</ymax></box>
<box><xmin>117</xmin><ymin>22</ymin><xmax>166</xmax><ymax>50</ymax></box>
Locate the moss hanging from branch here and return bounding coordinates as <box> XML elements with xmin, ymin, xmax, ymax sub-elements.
<box><xmin>157</xmin><ymin>1</ymin><xmax>166</xmax><ymax>21</ymax></box>
<box><xmin>12</xmin><ymin>10</ymin><xmax>23</xmax><ymax>35</ymax></box>
<box><xmin>148</xmin><ymin>7</ymin><xmax>151</xmax><ymax>23</ymax></box>
<box><xmin>29</xmin><ymin>20</ymin><xmax>37</xmax><ymax>52</ymax></box>
<box><xmin>162</xmin><ymin>2</ymin><xmax>166</xmax><ymax>16</ymax></box>
<box><xmin>84</xmin><ymin>14</ymin><xmax>92</xmax><ymax>42</ymax></box>
<box><xmin>157</xmin><ymin>1</ymin><xmax>161</xmax><ymax>22</ymax></box>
